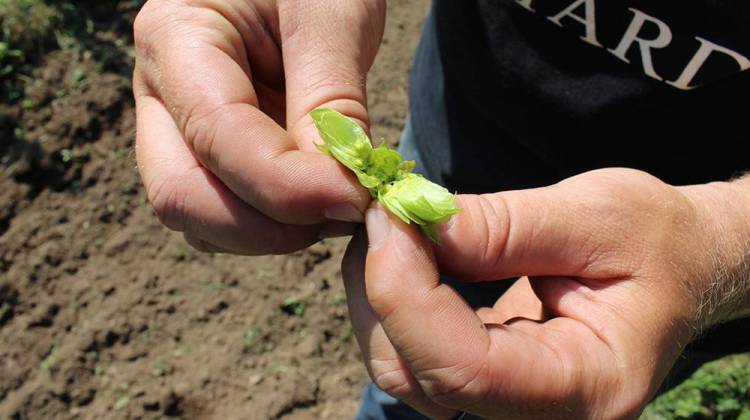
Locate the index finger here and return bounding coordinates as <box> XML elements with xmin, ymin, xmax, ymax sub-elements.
<box><xmin>133</xmin><ymin>1</ymin><xmax>369</xmax><ymax>224</ymax></box>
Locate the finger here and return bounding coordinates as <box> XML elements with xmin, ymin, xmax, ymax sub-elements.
<box><xmin>476</xmin><ymin>277</ymin><xmax>546</xmax><ymax>325</ymax></box>
<box><xmin>133</xmin><ymin>1</ymin><xmax>370</xmax><ymax>225</ymax></box>
<box><xmin>279</xmin><ymin>1</ymin><xmax>386</xmax><ymax>149</ymax></box>
<box><xmin>493</xmin><ymin>277</ymin><xmax>546</xmax><ymax>322</ymax></box>
<box><xmin>135</xmin><ymin>93</ymin><xmax>323</xmax><ymax>255</ymax></box>
<box><xmin>341</xmin><ymin>230</ymin><xmax>459</xmax><ymax>420</ymax></box>
<box><xmin>434</xmin><ymin>188</ymin><xmax>632</xmax><ymax>281</ymax></box>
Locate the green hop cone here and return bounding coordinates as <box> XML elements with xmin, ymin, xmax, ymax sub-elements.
<box><xmin>379</xmin><ymin>174</ymin><xmax>460</xmax><ymax>225</ymax></box>
<box><xmin>310</xmin><ymin>108</ymin><xmax>460</xmax><ymax>243</ymax></box>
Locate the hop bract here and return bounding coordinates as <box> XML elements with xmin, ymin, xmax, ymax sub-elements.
<box><xmin>310</xmin><ymin>108</ymin><xmax>371</xmax><ymax>173</ymax></box>
<box><xmin>311</xmin><ymin>108</ymin><xmax>460</xmax><ymax>243</ymax></box>
<box><xmin>379</xmin><ymin>174</ymin><xmax>460</xmax><ymax>225</ymax></box>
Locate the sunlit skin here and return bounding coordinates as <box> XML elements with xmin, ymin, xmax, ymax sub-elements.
<box><xmin>133</xmin><ymin>0</ymin><xmax>387</xmax><ymax>254</ymax></box>
<box><xmin>342</xmin><ymin>169</ymin><xmax>750</xmax><ymax>419</ymax></box>
<box><xmin>133</xmin><ymin>1</ymin><xmax>750</xmax><ymax>418</ymax></box>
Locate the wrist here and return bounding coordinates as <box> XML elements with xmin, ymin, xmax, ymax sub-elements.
<box><xmin>678</xmin><ymin>177</ymin><xmax>750</xmax><ymax>328</ymax></box>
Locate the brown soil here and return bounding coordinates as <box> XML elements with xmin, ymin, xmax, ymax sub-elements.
<box><xmin>0</xmin><ymin>1</ymin><xmax>430</xmax><ymax>419</ymax></box>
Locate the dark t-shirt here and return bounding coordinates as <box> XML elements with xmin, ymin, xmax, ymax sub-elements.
<box><xmin>408</xmin><ymin>0</ymin><xmax>750</xmax><ymax>362</ymax></box>
<box><xmin>411</xmin><ymin>0</ymin><xmax>750</xmax><ymax>193</ymax></box>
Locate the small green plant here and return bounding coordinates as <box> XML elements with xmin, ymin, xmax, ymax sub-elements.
<box><xmin>0</xmin><ymin>0</ymin><xmax>60</xmax><ymax>51</ymax></box>
<box><xmin>243</xmin><ymin>328</ymin><xmax>259</xmax><ymax>347</ymax></box>
<box><xmin>0</xmin><ymin>41</ymin><xmax>22</xmax><ymax>75</ymax></box>
<box><xmin>206</xmin><ymin>281</ymin><xmax>228</xmax><ymax>291</ymax></box>
<box><xmin>114</xmin><ymin>395</ymin><xmax>129</xmax><ymax>410</ymax></box>
<box><xmin>0</xmin><ymin>0</ymin><xmax>61</xmax><ymax>102</ymax></box>
<box><xmin>95</xmin><ymin>365</ymin><xmax>111</xmax><ymax>385</ymax></box>
<box><xmin>281</xmin><ymin>296</ymin><xmax>306</xmax><ymax>317</ymax></box>
<box><xmin>40</xmin><ymin>345</ymin><xmax>56</xmax><ymax>371</ymax></box>
<box><xmin>151</xmin><ymin>358</ymin><xmax>168</xmax><ymax>377</ymax></box>
<box><xmin>172</xmin><ymin>345</ymin><xmax>189</xmax><ymax>357</ymax></box>
<box><xmin>0</xmin><ymin>302</ymin><xmax>11</xmax><ymax>321</ymax></box>
<box><xmin>644</xmin><ymin>354</ymin><xmax>750</xmax><ymax>419</ymax></box>
<box><xmin>332</xmin><ymin>292</ymin><xmax>346</xmax><ymax>306</ymax></box>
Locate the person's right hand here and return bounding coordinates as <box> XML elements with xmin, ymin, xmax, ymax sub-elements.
<box><xmin>341</xmin><ymin>169</ymin><xmax>750</xmax><ymax>419</ymax></box>
<box><xmin>133</xmin><ymin>0</ymin><xmax>385</xmax><ymax>254</ymax></box>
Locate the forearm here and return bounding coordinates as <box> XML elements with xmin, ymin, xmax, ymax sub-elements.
<box><xmin>679</xmin><ymin>174</ymin><xmax>750</xmax><ymax>329</ymax></box>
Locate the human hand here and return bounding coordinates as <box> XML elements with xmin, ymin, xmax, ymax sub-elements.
<box><xmin>342</xmin><ymin>168</ymin><xmax>750</xmax><ymax>419</ymax></box>
<box><xmin>133</xmin><ymin>0</ymin><xmax>385</xmax><ymax>254</ymax></box>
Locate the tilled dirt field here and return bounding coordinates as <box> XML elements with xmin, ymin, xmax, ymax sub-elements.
<box><xmin>0</xmin><ymin>1</ymin><xmax>430</xmax><ymax>418</ymax></box>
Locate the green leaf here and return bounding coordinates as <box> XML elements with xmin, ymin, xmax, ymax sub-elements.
<box><xmin>114</xmin><ymin>396</ymin><xmax>130</xmax><ymax>410</ymax></box>
<box><xmin>281</xmin><ymin>296</ymin><xmax>306</xmax><ymax>317</ymax></box>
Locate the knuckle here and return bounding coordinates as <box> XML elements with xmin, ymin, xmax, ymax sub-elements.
<box><xmin>133</xmin><ymin>0</ymin><xmax>166</xmax><ymax>48</ymax></box>
<box><xmin>365</xmin><ymin>279</ymin><xmax>399</xmax><ymax>321</ymax></box>
<box><xmin>182</xmin><ymin>103</ymin><xmax>222</xmax><ymax>165</ymax></box>
<box><xmin>454</xmin><ymin>194</ymin><xmax>510</xmax><ymax>277</ymax></box>
<box><xmin>132</xmin><ymin>5</ymin><xmax>152</xmax><ymax>43</ymax></box>
<box><xmin>133</xmin><ymin>1</ymin><xmax>182</xmax><ymax>70</ymax></box>
<box><xmin>417</xmin><ymin>362</ymin><xmax>488</xmax><ymax>409</ymax></box>
<box><xmin>370</xmin><ymin>364</ymin><xmax>415</xmax><ymax>401</ymax></box>
<box><xmin>134</xmin><ymin>1</ymin><xmax>208</xmax><ymax>65</ymax></box>
<box><xmin>475</xmin><ymin>194</ymin><xmax>510</xmax><ymax>275</ymax></box>
<box><xmin>147</xmin><ymin>174</ymin><xmax>189</xmax><ymax>232</ymax></box>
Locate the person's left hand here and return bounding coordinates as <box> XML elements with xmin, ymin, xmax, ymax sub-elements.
<box><xmin>341</xmin><ymin>168</ymin><xmax>747</xmax><ymax>419</ymax></box>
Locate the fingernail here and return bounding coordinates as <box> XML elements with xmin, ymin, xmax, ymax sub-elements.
<box><xmin>318</xmin><ymin>221</ymin><xmax>357</xmax><ymax>240</ymax></box>
<box><xmin>443</xmin><ymin>214</ymin><xmax>458</xmax><ymax>234</ymax></box>
<box><xmin>324</xmin><ymin>203</ymin><xmax>364</xmax><ymax>223</ymax></box>
<box><xmin>366</xmin><ymin>207</ymin><xmax>390</xmax><ymax>248</ymax></box>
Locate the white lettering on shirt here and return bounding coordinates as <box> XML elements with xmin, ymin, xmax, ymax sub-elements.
<box><xmin>513</xmin><ymin>0</ymin><xmax>747</xmax><ymax>89</ymax></box>
<box><xmin>547</xmin><ymin>0</ymin><xmax>602</xmax><ymax>47</ymax></box>
<box><xmin>608</xmin><ymin>8</ymin><xmax>673</xmax><ymax>81</ymax></box>
<box><xmin>515</xmin><ymin>0</ymin><xmax>535</xmax><ymax>12</ymax></box>
<box><xmin>667</xmin><ymin>37</ymin><xmax>750</xmax><ymax>90</ymax></box>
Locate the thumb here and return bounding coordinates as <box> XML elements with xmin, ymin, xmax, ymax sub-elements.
<box><xmin>279</xmin><ymin>1</ymin><xmax>386</xmax><ymax>150</ymax></box>
<box><xmin>364</xmin><ymin>205</ymin><xmax>494</xmax><ymax>410</ymax></box>
<box><xmin>364</xmin><ymin>205</ymin><xmax>573</xmax><ymax>415</ymax></box>
<box><xmin>434</xmin><ymin>185</ymin><xmax>627</xmax><ymax>281</ymax></box>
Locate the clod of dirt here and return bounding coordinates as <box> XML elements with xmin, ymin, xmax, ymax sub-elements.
<box><xmin>0</xmin><ymin>283</ymin><xmax>19</xmax><ymax>326</ymax></box>
<box><xmin>26</xmin><ymin>302</ymin><xmax>60</xmax><ymax>328</ymax></box>
<box><xmin>141</xmin><ymin>388</ymin><xmax>181</xmax><ymax>416</ymax></box>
